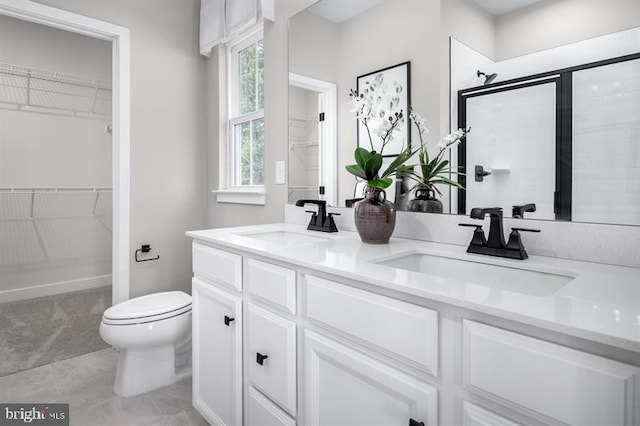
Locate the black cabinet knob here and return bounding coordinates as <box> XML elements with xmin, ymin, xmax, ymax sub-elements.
<box><xmin>256</xmin><ymin>352</ymin><xmax>269</xmax><ymax>365</ymax></box>
<box><xmin>409</xmin><ymin>419</ymin><xmax>425</xmax><ymax>426</ymax></box>
<box><xmin>224</xmin><ymin>315</ymin><xmax>235</xmax><ymax>326</ymax></box>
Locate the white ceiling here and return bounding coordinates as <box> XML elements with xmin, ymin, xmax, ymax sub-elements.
<box><xmin>473</xmin><ymin>0</ymin><xmax>541</xmax><ymax>16</ymax></box>
<box><xmin>308</xmin><ymin>0</ymin><xmax>386</xmax><ymax>23</ymax></box>
<box><xmin>308</xmin><ymin>0</ymin><xmax>543</xmax><ymax>22</ymax></box>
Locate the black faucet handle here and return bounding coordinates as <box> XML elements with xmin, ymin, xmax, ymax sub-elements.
<box><xmin>511</xmin><ymin>227</ymin><xmax>540</xmax><ymax>233</ymax></box>
<box><xmin>324</xmin><ymin>212</ymin><xmax>340</xmax><ymax>233</ymax></box>
<box><xmin>459</xmin><ymin>223</ymin><xmax>486</xmax><ymax>247</ymax></box>
<box><xmin>506</xmin><ymin>227</ymin><xmax>539</xmax><ymax>258</ymax></box>
<box><xmin>459</xmin><ymin>223</ymin><xmax>481</xmax><ymax>228</ymax></box>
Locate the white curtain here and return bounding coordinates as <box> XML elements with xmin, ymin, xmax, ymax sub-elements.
<box><xmin>200</xmin><ymin>0</ymin><xmax>275</xmax><ymax>57</ymax></box>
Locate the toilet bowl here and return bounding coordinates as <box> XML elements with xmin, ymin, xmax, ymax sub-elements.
<box><xmin>99</xmin><ymin>291</ymin><xmax>192</xmax><ymax>397</ymax></box>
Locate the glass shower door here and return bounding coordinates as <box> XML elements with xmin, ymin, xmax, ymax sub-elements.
<box><xmin>463</xmin><ymin>82</ymin><xmax>557</xmax><ymax>219</ymax></box>
<box><xmin>572</xmin><ymin>58</ymin><xmax>640</xmax><ymax>225</ymax></box>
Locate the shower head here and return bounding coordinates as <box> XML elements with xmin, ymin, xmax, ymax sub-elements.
<box><xmin>477</xmin><ymin>70</ymin><xmax>498</xmax><ymax>85</ymax></box>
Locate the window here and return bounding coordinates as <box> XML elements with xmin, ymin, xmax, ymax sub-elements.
<box><xmin>221</xmin><ymin>28</ymin><xmax>264</xmax><ymax>203</ymax></box>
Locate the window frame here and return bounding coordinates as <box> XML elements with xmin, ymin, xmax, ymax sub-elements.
<box><xmin>216</xmin><ymin>25</ymin><xmax>265</xmax><ymax>205</ymax></box>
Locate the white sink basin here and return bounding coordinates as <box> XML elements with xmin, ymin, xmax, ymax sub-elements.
<box><xmin>238</xmin><ymin>230</ymin><xmax>333</xmax><ymax>246</ymax></box>
<box><xmin>374</xmin><ymin>252</ymin><xmax>575</xmax><ymax>296</ymax></box>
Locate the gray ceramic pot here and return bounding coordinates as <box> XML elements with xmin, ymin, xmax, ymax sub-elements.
<box><xmin>408</xmin><ymin>185</ymin><xmax>443</xmax><ymax>213</ymax></box>
<box><xmin>354</xmin><ymin>186</ymin><xmax>396</xmax><ymax>244</ymax></box>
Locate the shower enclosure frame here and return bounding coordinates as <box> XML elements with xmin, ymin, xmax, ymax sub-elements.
<box><xmin>0</xmin><ymin>0</ymin><xmax>131</xmax><ymax>305</ymax></box>
<box><xmin>457</xmin><ymin>51</ymin><xmax>640</xmax><ymax>221</ymax></box>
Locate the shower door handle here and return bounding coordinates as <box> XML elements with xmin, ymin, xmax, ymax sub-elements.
<box><xmin>475</xmin><ymin>165</ymin><xmax>491</xmax><ymax>182</ymax></box>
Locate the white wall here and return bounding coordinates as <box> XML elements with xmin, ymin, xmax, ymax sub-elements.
<box><xmin>441</xmin><ymin>0</ymin><xmax>495</xmax><ymax>60</ymax></box>
<box><xmin>331</xmin><ymin>0</ymin><xmax>442</xmax><ymax>205</ymax></box>
<box><xmin>288</xmin><ymin>10</ymin><xmax>338</xmax><ymax>83</ymax></box>
<box><xmin>0</xmin><ymin>113</ymin><xmax>112</xmax><ymax>187</ymax></box>
<box><xmin>0</xmin><ymin>14</ymin><xmax>111</xmax><ymax>79</ymax></box>
<box><xmin>30</xmin><ymin>0</ymin><xmax>208</xmax><ymax>298</ymax></box>
<box><xmin>495</xmin><ymin>0</ymin><xmax>640</xmax><ymax>61</ymax></box>
<box><xmin>0</xmin><ymin>15</ymin><xmax>112</xmax><ymax>187</ymax></box>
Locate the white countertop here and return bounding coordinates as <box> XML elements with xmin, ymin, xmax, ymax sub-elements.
<box><xmin>187</xmin><ymin>223</ymin><xmax>640</xmax><ymax>353</ymax></box>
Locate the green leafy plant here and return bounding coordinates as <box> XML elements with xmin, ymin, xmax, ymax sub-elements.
<box><xmin>405</xmin><ymin>108</ymin><xmax>470</xmax><ymax>196</ymax></box>
<box><xmin>345</xmin><ymin>146</ymin><xmax>414</xmax><ymax>190</ymax></box>
<box><xmin>346</xmin><ymin>73</ymin><xmax>415</xmax><ymax>192</ymax></box>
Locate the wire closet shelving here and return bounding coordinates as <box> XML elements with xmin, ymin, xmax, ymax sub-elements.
<box><xmin>0</xmin><ymin>62</ymin><xmax>112</xmax><ymax>119</ymax></box>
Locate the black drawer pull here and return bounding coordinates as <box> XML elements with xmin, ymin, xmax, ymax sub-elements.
<box><xmin>224</xmin><ymin>315</ymin><xmax>235</xmax><ymax>326</ymax></box>
<box><xmin>409</xmin><ymin>419</ymin><xmax>425</xmax><ymax>426</ymax></box>
<box><xmin>256</xmin><ymin>352</ymin><xmax>269</xmax><ymax>365</ymax></box>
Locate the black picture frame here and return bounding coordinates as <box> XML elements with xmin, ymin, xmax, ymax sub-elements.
<box><xmin>356</xmin><ymin>61</ymin><xmax>411</xmax><ymax>157</ymax></box>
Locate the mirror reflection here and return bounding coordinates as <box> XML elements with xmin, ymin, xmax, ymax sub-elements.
<box><xmin>288</xmin><ymin>0</ymin><xmax>640</xmax><ymax>226</ymax></box>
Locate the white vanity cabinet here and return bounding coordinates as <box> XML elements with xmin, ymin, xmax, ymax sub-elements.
<box><xmin>190</xmin><ymin>235</ymin><xmax>640</xmax><ymax>426</ymax></box>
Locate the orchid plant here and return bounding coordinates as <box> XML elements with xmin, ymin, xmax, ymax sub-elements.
<box><xmin>345</xmin><ymin>73</ymin><xmax>415</xmax><ymax>192</ymax></box>
<box><xmin>406</xmin><ymin>108</ymin><xmax>470</xmax><ymax>196</ymax></box>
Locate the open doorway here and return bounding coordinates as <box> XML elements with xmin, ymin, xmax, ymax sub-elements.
<box><xmin>0</xmin><ymin>0</ymin><xmax>130</xmax><ymax>375</ymax></box>
<box><xmin>288</xmin><ymin>73</ymin><xmax>337</xmax><ymax>207</ymax></box>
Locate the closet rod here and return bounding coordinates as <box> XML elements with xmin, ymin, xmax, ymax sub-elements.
<box><xmin>0</xmin><ymin>63</ymin><xmax>111</xmax><ymax>91</ymax></box>
<box><xmin>0</xmin><ymin>187</ymin><xmax>112</xmax><ymax>193</ymax></box>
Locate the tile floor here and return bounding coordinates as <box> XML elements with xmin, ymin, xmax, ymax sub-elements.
<box><xmin>0</xmin><ymin>347</ymin><xmax>207</xmax><ymax>426</ymax></box>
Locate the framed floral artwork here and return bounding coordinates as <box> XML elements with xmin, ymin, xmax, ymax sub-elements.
<box><xmin>356</xmin><ymin>61</ymin><xmax>411</xmax><ymax>157</ymax></box>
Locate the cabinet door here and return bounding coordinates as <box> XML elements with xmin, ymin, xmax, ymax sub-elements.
<box><xmin>304</xmin><ymin>330</ymin><xmax>437</xmax><ymax>426</ymax></box>
<box><xmin>192</xmin><ymin>278</ymin><xmax>242</xmax><ymax>426</ymax></box>
<box><xmin>246</xmin><ymin>303</ymin><xmax>297</xmax><ymax>416</ymax></box>
<box><xmin>463</xmin><ymin>320</ymin><xmax>640</xmax><ymax>426</ymax></box>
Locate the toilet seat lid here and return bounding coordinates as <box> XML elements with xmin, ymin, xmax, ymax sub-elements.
<box><xmin>104</xmin><ymin>291</ymin><xmax>192</xmax><ymax>321</ymax></box>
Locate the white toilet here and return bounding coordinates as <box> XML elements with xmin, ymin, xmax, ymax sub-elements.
<box><xmin>99</xmin><ymin>291</ymin><xmax>192</xmax><ymax>397</ymax></box>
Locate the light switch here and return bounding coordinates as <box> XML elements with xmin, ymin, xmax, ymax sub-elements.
<box><xmin>275</xmin><ymin>160</ymin><xmax>286</xmax><ymax>185</ymax></box>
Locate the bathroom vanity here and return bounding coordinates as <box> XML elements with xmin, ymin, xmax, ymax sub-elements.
<box><xmin>187</xmin><ymin>221</ymin><xmax>640</xmax><ymax>426</ymax></box>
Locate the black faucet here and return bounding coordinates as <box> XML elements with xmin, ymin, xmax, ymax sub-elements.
<box><xmin>470</xmin><ymin>207</ymin><xmax>505</xmax><ymax>249</ymax></box>
<box><xmin>295</xmin><ymin>199</ymin><xmax>339</xmax><ymax>233</ymax></box>
<box><xmin>512</xmin><ymin>203</ymin><xmax>536</xmax><ymax>218</ymax></box>
<box><xmin>460</xmin><ymin>207</ymin><xmax>540</xmax><ymax>260</ymax></box>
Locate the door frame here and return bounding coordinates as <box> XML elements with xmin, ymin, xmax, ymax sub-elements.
<box><xmin>289</xmin><ymin>73</ymin><xmax>337</xmax><ymax>207</ymax></box>
<box><xmin>0</xmin><ymin>0</ymin><xmax>131</xmax><ymax>304</ymax></box>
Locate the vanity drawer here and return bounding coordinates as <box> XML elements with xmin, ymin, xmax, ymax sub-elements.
<box><xmin>304</xmin><ymin>274</ymin><xmax>438</xmax><ymax>376</ymax></box>
<box><xmin>246</xmin><ymin>303</ymin><xmax>297</xmax><ymax>416</ymax></box>
<box><xmin>193</xmin><ymin>242</ymin><xmax>242</xmax><ymax>291</ymax></box>
<box><xmin>246</xmin><ymin>258</ymin><xmax>296</xmax><ymax>314</ymax></box>
<box><xmin>462</xmin><ymin>401</ymin><xmax>521</xmax><ymax>426</ymax></box>
<box><xmin>462</xmin><ymin>320</ymin><xmax>639</xmax><ymax>426</ymax></box>
<box><xmin>246</xmin><ymin>386</ymin><xmax>296</xmax><ymax>426</ymax></box>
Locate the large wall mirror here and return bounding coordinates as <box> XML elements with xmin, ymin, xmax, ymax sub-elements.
<box><xmin>288</xmin><ymin>0</ymin><xmax>640</xmax><ymax>227</ymax></box>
